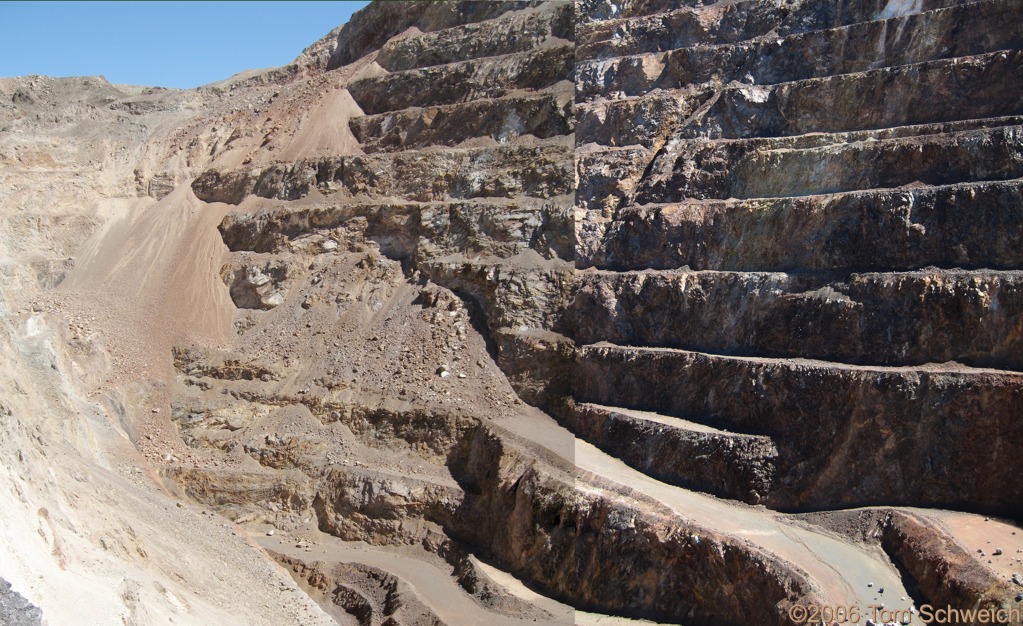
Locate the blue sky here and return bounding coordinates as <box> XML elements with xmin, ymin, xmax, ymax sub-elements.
<box><xmin>0</xmin><ymin>1</ymin><xmax>371</xmax><ymax>89</ymax></box>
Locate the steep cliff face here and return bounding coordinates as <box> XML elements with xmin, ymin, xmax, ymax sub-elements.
<box><xmin>572</xmin><ymin>0</ymin><xmax>1023</xmax><ymax>621</ymax></box>
<box><xmin>574</xmin><ymin>0</ymin><xmax>1023</xmax><ymax>514</ymax></box>
<box><xmin>1</xmin><ymin>1</ymin><xmax>1022</xmax><ymax>625</ymax></box>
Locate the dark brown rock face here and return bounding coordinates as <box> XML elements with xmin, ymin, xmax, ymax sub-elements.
<box><xmin>575</xmin><ymin>0</ymin><xmax>1023</xmax><ymax>517</ymax></box>
<box><xmin>577</xmin><ymin>343</ymin><xmax>1023</xmax><ymax>513</ymax></box>
<box><xmin>175</xmin><ymin>1</ymin><xmax>1023</xmax><ymax>624</ymax></box>
<box><xmin>572</xmin><ymin>0</ymin><xmax>1023</xmax><ymax>620</ymax></box>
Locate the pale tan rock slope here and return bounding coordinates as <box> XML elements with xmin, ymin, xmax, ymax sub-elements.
<box><xmin>1</xmin><ymin>2</ymin><xmax>1021</xmax><ymax>625</ymax></box>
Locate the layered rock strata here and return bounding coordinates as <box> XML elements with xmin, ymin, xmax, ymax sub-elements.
<box><xmin>1</xmin><ymin>1</ymin><xmax>1021</xmax><ymax>625</ymax></box>
<box><xmin>575</xmin><ymin>0</ymin><xmax>1023</xmax><ymax>515</ymax></box>
<box><xmin>571</xmin><ymin>0</ymin><xmax>1023</xmax><ymax>621</ymax></box>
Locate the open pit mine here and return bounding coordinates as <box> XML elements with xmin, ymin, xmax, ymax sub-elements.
<box><xmin>2</xmin><ymin>1</ymin><xmax>1022</xmax><ymax>624</ymax></box>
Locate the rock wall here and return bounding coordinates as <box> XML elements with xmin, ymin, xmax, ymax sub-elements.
<box><xmin>574</xmin><ymin>0</ymin><xmax>1023</xmax><ymax>518</ymax></box>
<box><xmin>162</xmin><ymin>0</ymin><xmax>1023</xmax><ymax>622</ymax></box>
<box><xmin>3</xmin><ymin>1</ymin><xmax>1023</xmax><ymax>625</ymax></box>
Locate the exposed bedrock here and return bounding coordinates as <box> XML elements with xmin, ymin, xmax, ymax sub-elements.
<box><xmin>167</xmin><ymin>345</ymin><xmax>825</xmax><ymax>625</ymax></box>
<box><xmin>567</xmin><ymin>402</ymin><xmax>778</xmax><ymax>504</ymax></box>
<box><xmin>799</xmin><ymin>507</ymin><xmax>1023</xmax><ymax>620</ymax></box>
<box><xmin>272</xmin><ymin>555</ymin><xmax>447</xmax><ymax>626</ymax></box>
<box><xmin>375</xmin><ymin>1</ymin><xmax>573</xmax><ymax>73</ymax></box>
<box><xmin>14</xmin><ymin>0</ymin><xmax>1023</xmax><ymax>623</ymax></box>
<box><xmin>575</xmin><ymin>0</ymin><xmax>976</xmax><ymax>58</ymax></box>
<box><xmin>575</xmin><ymin>269</ymin><xmax>1023</xmax><ymax>370</ymax></box>
<box><xmin>326</xmin><ymin>1</ymin><xmax>546</xmax><ymax>70</ymax></box>
<box><xmin>880</xmin><ymin>511</ymin><xmax>1022</xmax><ymax>614</ymax></box>
<box><xmin>640</xmin><ymin>123</ymin><xmax>1023</xmax><ymax>202</ymax></box>
<box><xmin>165</xmin><ymin>0</ymin><xmax>1023</xmax><ymax>622</ymax></box>
<box><xmin>585</xmin><ymin>179</ymin><xmax>1023</xmax><ymax>272</ymax></box>
<box><xmin>347</xmin><ymin>45</ymin><xmax>574</xmax><ymax>116</ymax></box>
<box><xmin>198</xmin><ymin>0</ymin><xmax>579</xmax><ymax>419</ymax></box>
<box><xmin>576</xmin><ymin>343</ymin><xmax>1023</xmax><ymax>514</ymax></box>
<box><xmin>192</xmin><ymin>144</ymin><xmax>574</xmax><ymax>206</ymax></box>
<box><xmin>217</xmin><ymin>199</ymin><xmax>573</xmax><ymax>261</ymax></box>
<box><xmin>576</xmin><ymin>50</ymin><xmax>1023</xmax><ymax>147</ymax></box>
<box><xmin>349</xmin><ymin>92</ymin><xmax>576</xmax><ymax>153</ymax></box>
<box><xmin>570</xmin><ymin>0</ymin><xmax>1023</xmax><ymax>618</ymax></box>
<box><xmin>444</xmin><ymin>422</ymin><xmax>820</xmax><ymax>626</ymax></box>
<box><xmin>214</xmin><ymin>197</ymin><xmax>575</xmax><ymax>413</ymax></box>
<box><xmin>576</xmin><ymin>0</ymin><xmax>1023</xmax><ymax>98</ymax></box>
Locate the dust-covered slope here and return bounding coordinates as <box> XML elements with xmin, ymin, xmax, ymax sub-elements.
<box><xmin>0</xmin><ymin>72</ymin><xmax>338</xmax><ymax>625</ymax></box>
